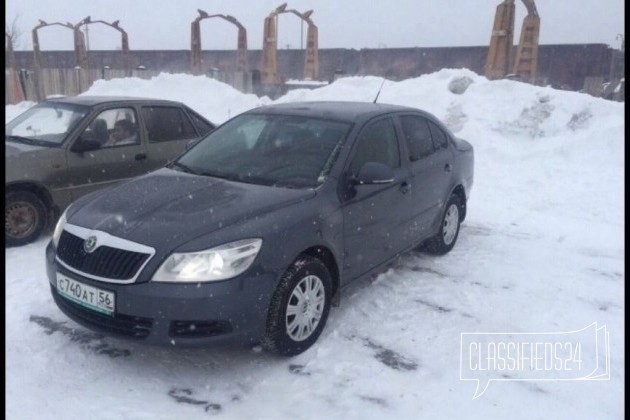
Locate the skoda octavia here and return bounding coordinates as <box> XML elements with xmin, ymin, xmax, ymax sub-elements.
<box><xmin>46</xmin><ymin>101</ymin><xmax>474</xmax><ymax>356</ymax></box>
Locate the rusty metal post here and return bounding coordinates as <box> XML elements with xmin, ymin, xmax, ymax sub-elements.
<box><xmin>236</xmin><ymin>25</ymin><xmax>248</xmax><ymax>72</ymax></box>
<box><xmin>120</xmin><ymin>28</ymin><xmax>131</xmax><ymax>75</ymax></box>
<box><xmin>32</xmin><ymin>26</ymin><xmax>42</xmax><ymax>71</ymax></box>
<box><xmin>191</xmin><ymin>19</ymin><xmax>202</xmax><ymax>75</ymax></box>
<box><xmin>73</xmin><ymin>26</ymin><xmax>88</xmax><ymax>69</ymax></box>
<box><xmin>304</xmin><ymin>23</ymin><xmax>319</xmax><ymax>80</ymax></box>
<box><xmin>261</xmin><ymin>15</ymin><xmax>278</xmax><ymax>84</ymax></box>
<box><xmin>31</xmin><ymin>25</ymin><xmax>44</xmax><ymax>101</ymax></box>
<box><xmin>6</xmin><ymin>32</ymin><xmax>25</xmax><ymax>103</ymax></box>
<box><xmin>513</xmin><ymin>0</ymin><xmax>540</xmax><ymax>82</ymax></box>
<box><xmin>485</xmin><ymin>0</ymin><xmax>515</xmax><ymax>80</ymax></box>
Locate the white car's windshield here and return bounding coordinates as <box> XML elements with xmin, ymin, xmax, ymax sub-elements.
<box><xmin>176</xmin><ymin>113</ymin><xmax>353</xmax><ymax>189</ymax></box>
<box><xmin>5</xmin><ymin>102</ymin><xmax>89</xmax><ymax>147</ymax></box>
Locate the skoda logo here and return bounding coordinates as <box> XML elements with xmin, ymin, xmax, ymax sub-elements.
<box><xmin>83</xmin><ymin>236</ymin><xmax>98</xmax><ymax>253</ymax></box>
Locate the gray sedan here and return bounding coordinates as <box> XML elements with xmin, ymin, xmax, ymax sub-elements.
<box><xmin>46</xmin><ymin>101</ymin><xmax>474</xmax><ymax>356</ymax></box>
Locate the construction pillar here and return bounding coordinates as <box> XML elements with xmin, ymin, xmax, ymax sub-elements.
<box><xmin>6</xmin><ymin>34</ymin><xmax>25</xmax><ymax>103</ymax></box>
<box><xmin>31</xmin><ymin>28</ymin><xmax>44</xmax><ymax>101</ymax></box>
<box><xmin>191</xmin><ymin>20</ymin><xmax>202</xmax><ymax>75</ymax></box>
<box><xmin>261</xmin><ymin>16</ymin><xmax>278</xmax><ymax>84</ymax></box>
<box><xmin>236</xmin><ymin>26</ymin><xmax>248</xmax><ymax>72</ymax></box>
<box><xmin>73</xmin><ymin>27</ymin><xmax>88</xmax><ymax>69</ymax></box>
<box><xmin>485</xmin><ymin>0</ymin><xmax>515</xmax><ymax>80</ymax></box>
<box><xmin>513</xmin><ymin>11</ymin><xmax>540</xmax><ymax>82</ymax></box>
<box><xmin>304</xmin><ymin>23</ymin><xmax>319</xmax><ymax>80</ymax></box>
<box><xmin>32</xmin><ymin>29</ymin><xmax>42</xmax><ymax>71</ymax></box>
<box><xmin>121</xmin><ymin>30</ymin><xmax>131</xmax><ymax>75</ymax></box>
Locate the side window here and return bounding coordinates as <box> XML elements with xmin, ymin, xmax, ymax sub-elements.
<box><xmin>142</xmin><ymin>106</ymin><xmax>197</xmax><ymax>142</ymax></box>
<box><xmin>399</xmin><ymin>115</ymin><xmax>434</xmax><ymax>161</ymax></box>
<box><xmin>428</xmin><ymin>121</ymin><xmax>449</xmax><ymax>149</ymax></box>
<box><xmin>187</xmin><ymin>109</ymin><xmax>215</xmax><ymax>135</ymax></box>
<box><xmin>350</xmin><ymin>118</ymin><xmax>400</xmax><ymax>175</ymax></box>
<box><xmin>81</xmin><ymin>107</ymin><xmax>139</xmax><ymax>148</ymax></box>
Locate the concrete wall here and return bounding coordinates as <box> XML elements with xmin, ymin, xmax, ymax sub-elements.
<box><xmin>10</xmin><ymin>44</ymin><xmax>616</xmax><ymax>92</ymax></box>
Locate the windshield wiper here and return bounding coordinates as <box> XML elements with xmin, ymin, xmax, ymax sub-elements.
<box><xmin>6</xmin><ymin>135</ymin><xmax>37</xmax><ymax>145</ymax></box>
<box><xmin>199</xmin><ymin>169</ymin><xmax>242</xmax><ymax>182</ymax></box>
<box><xmin>169</xmin><ymin>161</ymin><xmax>199</xmax><ymax>175</ymax></box>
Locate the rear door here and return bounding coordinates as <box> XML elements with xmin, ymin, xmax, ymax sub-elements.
<box><xmin>66</xmin><ymin>106</ymin><xmax>149</xmax><ymax>201</ymax></box>
<box><xmin>426</xmin><ymin>120</ymin><xmax>455</xmax><ymax>225</ymax></box>
<box><xmin>141</xmin><ymin>105</ymin><xmax>201</xmax><ymax>169</ymax></box>
<box><xmin>396</xmin><ymin>113</ymin><xmax>453</xmax><ymax>234</ymax></box>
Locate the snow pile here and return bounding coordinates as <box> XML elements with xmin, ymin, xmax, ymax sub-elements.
<box><xmin>5</xmin><ymin>70</ymin><xmax>624</xmax><ymax>420</ymax></box>
<box><xmin>82</xmin><ymin>73</ymin><xmax>272</xmax><ymax>124</ymax></box>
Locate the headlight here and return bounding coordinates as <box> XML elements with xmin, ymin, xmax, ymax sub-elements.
<box><xmin>152</xmin><ymin>238</ymin><xmax>262</xmax><ymax>282</ymax></box>
<box><xmin>52</xmin><ymin>207</ymin><xmax>69</xmax><ymax>248</ymax></box>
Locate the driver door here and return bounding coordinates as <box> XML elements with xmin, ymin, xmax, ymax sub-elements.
<box><xmin>65</xmin><ymin>106</ymin><xmax>149</xmax><ymax>201</ymax></box>
<box><xmin>340</xmin><ymin>116</ymin><xmax>413</xmax><ymax>281</ymax></box>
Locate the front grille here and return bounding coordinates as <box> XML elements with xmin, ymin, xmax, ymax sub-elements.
<box><xmin>52</xmin><ymin>285</ymin><xmax>153</xmax><ymax>339</ymax></box>
<box><xmin>170</xmin><ymin>320</ymin><xmax>233</xmax><ymax>338</ymax></box>
<box><xmin>57</xmin><ymin>230</ymin><xmax>150</xmax><ymax>281</ymax></box>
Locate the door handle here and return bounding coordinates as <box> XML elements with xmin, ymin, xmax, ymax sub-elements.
<box><xmin>400</xmin><ymin>181</ymin><xmax>411</xmax><ymax>194</ymax></box>
<box><xmin>444</xmin><ymin>163</ymin><xmax>452</xmax><ymax>173</ymax></box>
<box><xmin>135</xmin><ymin>153</ymin><xmax>147</xmax><ymax>161</ymax></box>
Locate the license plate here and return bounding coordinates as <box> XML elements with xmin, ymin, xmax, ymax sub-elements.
<box><xmin>56</xmin><ymin>273</ymin><xmax>115</xmax><ymax>316</ymax></box>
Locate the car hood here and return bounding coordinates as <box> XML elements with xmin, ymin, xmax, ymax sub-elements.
<box><xmin>5</xmin><ymin>140</ymin><xmax>48</xmax><ymax>156</ymax></box>
<box><xmin>68</xmin><ymin>168</ymin><xmax>317</xmax><ymax>249</ymax></box>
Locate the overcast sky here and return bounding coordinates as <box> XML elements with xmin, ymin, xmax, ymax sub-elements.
<box><xmin>6</xmin><ymin>0</ymin><xmax>625</xmax><ymax>51</ymax></box>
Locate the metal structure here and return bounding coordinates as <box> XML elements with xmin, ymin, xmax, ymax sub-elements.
<box><xmin>190</xmin><ymin>9</ymin><xmax>248</xmax><ymax>75</ymax></box>
<box><xmin>75</xmin><ymin>16</ymin><xmax>132</xmax><ymax>74</ymax></box>
<box><xmin>485</xmin><ymin>0</ymin><xmax>540</xmax><ymax>82</ymax></box>
<box><xmin>73</xmin><ymin>17</ymin><xmax>89</xmax><ymax>70</ymax></box>
<box><xmin>32</xmin><ymin>20</ymin><xmax>78</xmax><ymax>70</ymax></box>
<box><xmin>32</xmin><ymin>20</ymin><xmax>83</xmax><ymax>100</ymax></box>
<box><xmin>6</xmin><ymin>31</ymin><xmax>25</xmax><ymax>102</ymax></box>
<box><xmin>512</xmin><ymin>0</ymin><xmax>540</xmax><ymax>81</ymax></box>
<box><xmin>484</xmin><ymin>0</ymin><xmax>515</xmax><ymax>80</ymax></box>
<box><xmin>261</xmin><ymin>3</ymin><xmax>319</xmax><ymax>84</ymax></box>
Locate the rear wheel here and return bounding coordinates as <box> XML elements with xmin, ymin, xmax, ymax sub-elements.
<box><xmin>424</xmin><ymin>194</ymin><xmax>462</xmax><ymax>255</ymax></box>
<box><xmin>5</xmin><ymin>191</ymin><xmax>48</xmax><ymax>247</ymax></box>
<box><xmin>263</xmin><ymin>256</ymin><xmax>332</xmax><ymax>356</ymax></box>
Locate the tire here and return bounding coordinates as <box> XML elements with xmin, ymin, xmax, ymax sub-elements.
<box><xmin>263</xmin><ymin>256</ymin><xmax>332</xmax><ymax>356</ymax></box>
<box><xmin>5</xmin><ymin>191</ymin><xmax>48</xmax><ymax>247</ymax></box>
<box><xmin>424</xmin><ymin>194</ymin><xmax>462</xmax><ymax>255</ymax></box>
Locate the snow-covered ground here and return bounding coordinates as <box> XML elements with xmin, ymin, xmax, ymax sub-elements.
<box><xmin>6</xmin><ymin>70</ymin><xmax>624</xmax><ymax>419</ymax></box>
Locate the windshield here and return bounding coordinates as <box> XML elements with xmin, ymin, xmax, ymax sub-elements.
<box><xmin>5</xmin><ymin>102</ymin><xmax>89</xmax><ymax>147</ymax></box>
<box><xmin>176</xmin><ymin>113</ymin><xmax>352</xmax><ymax>188</ymax></box>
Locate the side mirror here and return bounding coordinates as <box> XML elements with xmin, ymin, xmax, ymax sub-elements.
<box><xmin>351</xmin><ymin>162</ymin><xmax>395</xmax><ymax>186</ymax></box>
<box><xmin>71</xmin><ymin>137</ymin><xmax>101</xmax><ymax>153</ymax></box>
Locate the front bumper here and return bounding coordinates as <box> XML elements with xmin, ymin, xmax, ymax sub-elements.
<box><xmin>45</xmin><ymin>241</ymin><xmax>277</xmax><ymax>347</ymax></box>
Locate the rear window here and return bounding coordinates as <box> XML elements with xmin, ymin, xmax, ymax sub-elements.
<box><xmin>142</xmin><ymin>106</ymin><xmax>198</xmax><ymax>142</ymax></box>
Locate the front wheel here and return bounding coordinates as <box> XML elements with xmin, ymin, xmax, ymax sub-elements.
<box><xmin>424</xmin><ymin>194</ymin><xmax>462</xmax><ymax>255</ymax></box>
<box><xmin>5</xmin><ymin>191</ymin><xmax>48</xmax><ymax>247</ymax></box>
<box><xmin>263</xmin><ymin>256</ymin><xmax>332</xmax><ymax>356</ymax></box>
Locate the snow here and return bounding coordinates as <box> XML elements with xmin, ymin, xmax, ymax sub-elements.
<box><xmin>6</xmin><ymin>70</ymin><xmax>624</xmax><ymax>419</ymax></box>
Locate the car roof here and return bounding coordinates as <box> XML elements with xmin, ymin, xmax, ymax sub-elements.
<box><xmin>246</xmin><ymin>101</ymin><xmax>427</xmax><ymax>122</ymax></box>
<box><xmin>42</xmin><ymin>96</ymin><xmax>185</xmax><ymax>107</ymax></box>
